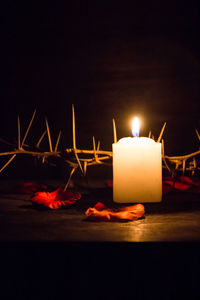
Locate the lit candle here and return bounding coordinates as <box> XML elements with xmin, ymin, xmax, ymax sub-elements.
<box><xmin>112</xmin><ymin>117</ymin><xmax>162</xmax><ymax>203</ymax></box>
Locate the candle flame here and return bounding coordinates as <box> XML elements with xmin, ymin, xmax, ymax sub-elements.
<box><xmin>132</xmin><ymin>117</ymin><xmax>140</xmax><ymax>137</ymax></box>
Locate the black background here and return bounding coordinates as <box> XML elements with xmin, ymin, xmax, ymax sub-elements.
<box><xmin>1</xmin><ymin>1</ymin><xmax>200</xmax><ymax>179</ymax></box>
<box><xmin>0</xmin><ymin>2</ymin><xmax>200</xmax><ymax>298</ymax></box>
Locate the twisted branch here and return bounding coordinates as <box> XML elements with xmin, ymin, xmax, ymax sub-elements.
<box><xmin>0</xmin><ymin>107</ymin><xmax>199</xmax><ymax>190</ymax></box>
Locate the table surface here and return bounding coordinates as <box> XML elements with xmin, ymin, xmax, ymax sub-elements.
<box><xmin>0</xmin><ymin>179</ymin><xmax>200</xmax><ymax>243</ymax></box>
<box><xmin>1</xmin><ymin>179</ymin><xmax>200</xmax><ymax>300</ymax></box>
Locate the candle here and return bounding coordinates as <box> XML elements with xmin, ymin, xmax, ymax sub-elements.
<box><xmin>112</xmin><ymin>117</ymin><xmax>162</xmax><ymax>203</ymax></box>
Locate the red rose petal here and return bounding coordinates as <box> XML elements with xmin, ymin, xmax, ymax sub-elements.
<box><xmin>85</xmin><ymin>202</ymin><xmax>145</xmax><ymax>222</ymax></box>
<box><xmin>163</xmin><ymin>180</ymin><xmax>190</xmax><ymax>191</ymax></box>
<box><xmin>162</xmin><ymin>182</ymin><xmax>173</xmax><ymax>195</ymax></box>
<box><xmin>106</xmin><ymin>180</ymin><xmax>113</xmax><ymax>188</ymax></box>
<box><xmin>178</xmin><ymin>176</ymin><xmax>200</xmax><ymax>186</ymax></box>
<box><xmin>31</xmin><ymin>188</ymin><xmax>81</xmax><ymax>209</ymax></box>
<box><xmin>15</xmin><ymin>182</ymin><xmax>48</xmax><ymax>194</ymax></box>
<box><xmin>163</xmin><ymin>177</ymin><xmax>200</xmax><ymax>193</ymax></box>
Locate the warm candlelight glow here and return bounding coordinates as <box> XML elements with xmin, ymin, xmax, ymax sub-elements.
<box><xmin>113</xmin><ymin>116</ymin><xmax>162</xmax><ymax>203</ymax></box>
<box><xmin>132</xmin><ymin>117</ymin><xmax>140</xmax><ymax>137</ymax></box>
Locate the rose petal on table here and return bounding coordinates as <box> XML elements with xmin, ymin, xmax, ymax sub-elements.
<box><xmin>85</xmin><ymin>202</ymin><xmax>145</xmax><ymax>222</ymax></box>
<box><xmin>178</xmin><ymin>176</ymin><xmax>200</xmax><ymax>187</ymax></box>
<box><xmin>163</xmin><ymin>180</ymin><xmax>190</xmax><ymax>191</ymax></box>
<box><xmin>162</xmin><ymin>182</ymin><xmax>173</xmax><ymax>195</ymax></box>
<box><xmin>31</xmin><ymin>188</ymin><xmax>81</xmax><ymax>209</ymax></box>
<box><xmin>13</xmin><ymin>182</ymin><xmax>48</xmax><ymax>194</ymax></box>
<box><xmin>105</xmin><ymin>180</ymin><xmax>113</xmax><ymax>188</ymax></box>
<box><xmin>163</xmin><ymin>176</ymin><xmax>200</xmax><ymax>192</ymax></box>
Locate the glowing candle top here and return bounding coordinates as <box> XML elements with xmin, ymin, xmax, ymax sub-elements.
<box><xmin>132</xmin><ymin>117</ymin><xmax>140</xmax><ymax>137</ymax></box>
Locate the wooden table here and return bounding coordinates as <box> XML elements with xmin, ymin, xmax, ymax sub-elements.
<box><xmin>0</xmin><ymin>179</ymin><xmax>200</xmax><ymax>299</ymax></box>
<box><xmin>0</xmin><ymin>179</ymin><xmax>200</xmax><ymax>242</ymax></box>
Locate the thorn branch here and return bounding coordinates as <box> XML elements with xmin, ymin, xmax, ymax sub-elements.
<box><xmin>113</xmin><ymin>118</ymin><xmax>117</xmax><ymax>143</ymax></box>
<box><xmin>45</xmin><ymin>118</ymin><xmax>53</xmax><ymax>152</ymax></box>
<box><xmin>157</xmin><ymin>122</ymin><xmax>166</xmax><ymax>143</ymax></box>
<box><xmin>21</xmin><ymin>110</ymin><xmax>36</xmax><ymax>147</ymax></box>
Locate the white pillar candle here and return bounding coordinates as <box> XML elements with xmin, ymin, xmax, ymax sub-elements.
<box><xmin>112</xmin><ymin>118</ymin><xmax>162</xmax><ymax>203</ymax></box>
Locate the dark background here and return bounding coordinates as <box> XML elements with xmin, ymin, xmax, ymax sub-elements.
<box><xmin>0</xmin><ymin>3</ymin><xmax>200</xmax><ymax>298</ymax></box>
<box><xmin>1</xmin><ymin>1</ymin><xmax>200</xmax><ymax>179</ymax></box>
